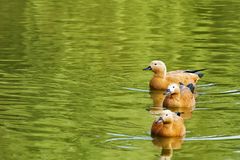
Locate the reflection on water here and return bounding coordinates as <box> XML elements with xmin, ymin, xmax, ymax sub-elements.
<box><xmin>148</xmin><ymin>90</ymin><xmax>166</xmax><ymax>115</ymax></box>
<box><xmin>166</xmin><ymin>107</ymin><xmax>194</xmax><ymax>120</ymax></box>
<box><xmin>153</xmin><ymin>137</ymin><xmax>184</xmax><ymax>160</ymax></box>
<box><xmin>0</xmin><ymin>0</ymin><xmax>240</xmax><ymax>160</ymax></box>
<box><xmin>105</xmin><ymin>133</ymin><xmax>240</xmax><ymax>160</ymax></box>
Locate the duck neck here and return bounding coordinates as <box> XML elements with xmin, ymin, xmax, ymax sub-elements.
<box><xmin>154</xmin><ymin>64</ymin><xmax>167</xmax><ymax>78</ymax></box>
<box><xmin>154</xmin><ymin>72</ymin><xmax>166</xmax><ymax>78</ymax></box>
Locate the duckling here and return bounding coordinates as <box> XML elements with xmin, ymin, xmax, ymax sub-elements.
<box><xmin>143</xmin><ymin>60</ymin><xmax>205</xmax><ymax>90</ymax></box>
<box><xmin>151</xmin><ymin>110</ymin><xmax>186</xmax><ymax>137</ymax></box>
<box><xmin>163</xmin><ymin>83</ymin><xmax>195</xmax><ymax>108</ymax></box>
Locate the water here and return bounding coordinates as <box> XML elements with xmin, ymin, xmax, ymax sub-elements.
<box><xmin>0</xmin><ymin>0</ymin><xmax>239</xmax><ymax>160</ymax></box>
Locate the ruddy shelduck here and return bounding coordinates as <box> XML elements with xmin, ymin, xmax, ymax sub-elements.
<box><xmin>151</xmin><ymin>110</ymin><xmax>186</xmax><ymax>137</ymax></box>
<box><xmin>163</xmin><ymin>83</ymin><xmax>196</xmax><ymax>108</ymax></box>
<box><xmin>143</xmin><ymin>60</ymin><xmax>205</xmax><ymax>90</ymax></box>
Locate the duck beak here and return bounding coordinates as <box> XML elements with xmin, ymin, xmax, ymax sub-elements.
<box><xmin>156</xmin><ymin>117</ymin><xmax>163</xmax><ymax>124</ymax></box>
<box><xmin>163</xmin><ymin>89</ymin><xmax>171</xmax><ymax>95</ymax></box>
<box><xmin>143</xmin><ymin>66</ymin><xmax>152</xmax><ymax>70</ymax></box>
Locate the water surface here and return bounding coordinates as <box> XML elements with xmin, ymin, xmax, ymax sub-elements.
<box><xmin>0</xmin><ymin>0</ymin><xmax>239</xmax><ymax>160</ymax></box>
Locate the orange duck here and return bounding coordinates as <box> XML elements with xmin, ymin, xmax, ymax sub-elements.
<box><xmin>151</xmin><ymin>110</ymin><xmax>186</xmax><ymax>137</ymax></box>
<box><xmin>163</xmin><ymin>83</ymin><xmax>196</xmax><ymax>108</ymax></box>
<box><xmin>143</xmin><ymin>60</ymin><xmax>205</xmax><ymax>90</ymax></box>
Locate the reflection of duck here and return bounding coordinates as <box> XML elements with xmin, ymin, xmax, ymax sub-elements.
<box><xmin>152</xmin><ymin>137</ymin><xmax>183</xmax><ymax>149</ymax></box>
<box><xmin>159</xmin><ymin>149</ymin><xmax>172</xmax><ymax>160</ymax></box>
<box><xmin>163</xmin><ymin>83</ymin><xmax>196</xmax><ymax>108</ymax></box>
<box><xmin>152</xmin><ymin>137</ymin><xmax>184</xmax><ymax>160</ymax></box>
<box><xmin>143</xmin><ymin>60</ymin><xmax>205</xmax><ymax>90</ymax></box>
<box><xmin>150</xmin><ymin>90</ymin><xmax>166</xmax><ymax>108</ymax></box>
<box><xmin>166</xmin><ymin>106</ymin><xmax>194</xmax><ymax>120</ymax></box>
<box><xmin>148</xmin><ymin>90</ymin><xmax>166</xmax><ymax>114</ymax></box>
<box><xmin>151</xmin><ymin>110</ymin><xmax>186</xmax><ymax>137</ymax></box>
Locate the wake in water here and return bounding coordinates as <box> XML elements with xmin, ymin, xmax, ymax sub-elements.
<box><xmin>105</xmin><ymin>132</ymin><xmax>240</xmax><ymax>143</ymax></box>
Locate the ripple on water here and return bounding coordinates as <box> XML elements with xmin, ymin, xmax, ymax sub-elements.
<box><xmin>105</xmin><ymin>133</ymin><xmax>240</xmax><ymax>143</ymax></box>
<box><xmin>122</xmin><ymin>87</ymin><xmax>149</xmax><ymax>93</ymax></box>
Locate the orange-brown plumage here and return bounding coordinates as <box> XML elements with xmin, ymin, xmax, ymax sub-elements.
<box><xmin>163</xmin><ymin>83</ymin><xmax>196</xmax><ymax>108</ymax></box>
<box><xmin>144</xmin><ymin>60</ymin><xmax>204</xmax><ymax>90</ymax></box>
<box><xmin>151</xmin><ymin>110</ymin><xmax>186</xmax><ymax>137</ymax></box>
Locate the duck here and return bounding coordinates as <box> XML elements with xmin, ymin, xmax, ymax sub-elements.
<box><xmin>163</xmin><ymin>83</ymin><xmax>196</xmax><ymax>108</ymax></box>
<box><xmin>151</xmin><ymin>110</ymin><xmax>186</xmax><ymax>137</ymax></box>
<box><xmin>143</xmin><ymin>60</ymin><xmax>205</xmax><ymax>90</ymax></box>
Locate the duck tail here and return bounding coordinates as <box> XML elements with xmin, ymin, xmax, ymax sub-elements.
<box><xmin>187</xmin><ymin>83</ymin><xmax>195</xmax><ymax>93</ymax></box>
<box><xmin>185</xmin><ymin>68</ymin><xmax>207</xmax><ymax>78</ymax></box>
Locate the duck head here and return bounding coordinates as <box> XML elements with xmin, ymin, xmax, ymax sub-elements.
<box><xmin>164</xmin><ymin>83</ymin><xmax>180</xmax><ymax>96</ymax></box>
<box><xmin>143</xmin><ymin>60</ymin><xmax>167</xmax><ymax>77</ymax></box>
<box><xmin>156</xmin><ymin>110</ymin><xmax>175</xmax><ymax>124</ymax></box>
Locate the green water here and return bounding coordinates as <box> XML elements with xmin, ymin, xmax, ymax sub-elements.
<box><xmin>0</xmin><ymin>0</ymin><xmax>239</xmax><ymax>160</ymax></box>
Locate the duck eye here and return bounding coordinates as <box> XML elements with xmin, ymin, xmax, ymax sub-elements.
<box><xmin>166</xmin><ymin>114</ymin><xmax>168</xmax><ymax>116</ymax></box>
<box><xmin>154</xmin><ymin>63</ymin><xmax>157</xmax><ymax>65</ymax></box>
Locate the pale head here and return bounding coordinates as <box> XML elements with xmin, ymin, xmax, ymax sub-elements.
<box><xmin>143</xmin><ymin>60</ymin><xmax>167</xmax><ymax>77</ymax></box>
<box><xmin>164</xmin><ymin>83</ymin><xmax>180</xmax><ymax>95</ymax></box>
<box><xmin>158</xmin><ymin>110</ymin><xmax>175</xmax><ymax>124</ymax></box>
